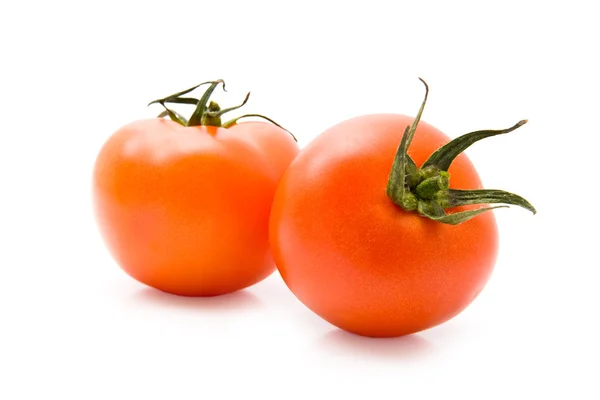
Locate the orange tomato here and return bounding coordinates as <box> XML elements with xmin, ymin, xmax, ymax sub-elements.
<box><xmin>269</xmin><ymin>102</ymin><xmax>533</xmax><ymax>337</ymax></box>
<box><xmin>93</xmin><ymin>88</ymin><xmax>299</xmax><ymax>296</ymax></box>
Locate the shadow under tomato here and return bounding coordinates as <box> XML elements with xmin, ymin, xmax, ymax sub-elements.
<box><xmin>316</xmin><ymin>328</ymin><xmax>438</xmax><ymax>361</ymax></box>
<box><xmin>128</xmin><ymin>286</ymin><xmax>265</xmax><ymax>312</ymax></box>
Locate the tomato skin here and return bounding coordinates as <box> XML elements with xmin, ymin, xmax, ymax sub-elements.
<box><xmin>93</xmin><ymin>118</ymin><xmax>299</xmax><ymax>296</ymax></box>
<box><xmin>269</xmin><ymin>114</ymin><xmax>498</xmax><ymax>337</ymax></box>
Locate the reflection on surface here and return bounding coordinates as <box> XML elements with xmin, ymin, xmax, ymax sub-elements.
<box><xmin>127</xmin><ymin>286</ymin><xmax>265</xmax><ymax>312</ymax></box>
<box><xmin>317</xmin><ymin>328</ymin><xmax>438</xmax><ymax>361</ymax></box>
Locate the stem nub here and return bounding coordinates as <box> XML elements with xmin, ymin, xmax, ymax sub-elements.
<box><xmin>386</xmin><ymin>79</ymin><xmax>536</xmax><ymax>225</ymax></box>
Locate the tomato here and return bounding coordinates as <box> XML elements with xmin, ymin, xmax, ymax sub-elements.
<box><xmin>93</xmin><ymin>81</ymin><xmax>299</xmax><ymax>296</ymax></box>
<box><xmin>269</xmin><ymin>80</ymin><xmax>534</xmax><ymax>337</ymax></box>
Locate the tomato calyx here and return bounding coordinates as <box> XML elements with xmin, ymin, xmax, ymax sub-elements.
<box><xmin>386</xmin><ymin>78</ymin><xmax>537</xmax><ymax>225</ymax></box>
<box><xmin>148</xmin><ymin>80</ymin><xmax>296</xmax><ymax>141</ymax></box>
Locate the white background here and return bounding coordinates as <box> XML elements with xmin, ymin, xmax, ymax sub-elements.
<box><xmin>1</xmin><ymin>0</ymin><xmax>598</xmax><ymax>398</ymax></box>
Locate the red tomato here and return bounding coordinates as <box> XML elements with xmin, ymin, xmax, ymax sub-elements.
<box><xmin>94</xmin><ymin>107</ymin><xmax>299</xmax><ymax>296</ymax></box>
<box><xmin>269</xmin><ymin>102</ymin><xmax>533</xmax><ymax>337</ymax></box>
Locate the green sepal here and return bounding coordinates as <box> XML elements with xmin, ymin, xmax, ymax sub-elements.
<box><xmin>208</xmin><ymin>92</ymin><xmax>251</xmax><ymax>118</ymax></box>
<box><xmin>387</xmin><ymin>127</ymin><xmax>413</xmax><ymax>202</ymax></box>
<box><xmin>157</xmin><ymin>97</ymin><xmax>200</xmax><ymax>105</ymax></box>
<box><xmin>422</xmin><ymin>120</ymin><xmax>528</xmax><ymax>171</ymax></box>
<box><xmin>187</xmin><ymin>80</ymin><xmax>225</xmax><ymax>126</ymax></box>
<box><xmin>386</xmin><ymin>128</ymin><xmax>422</xmax><ymax>201</ymax></box>
<box><xmin>439</xmin><ymin>189</ymin><xmax>537</xmax><ymax>214</ymax></box>
<box><xmin>148</xmin><ymin>81</ymin><xmax>214</xmax><ymax>107</ymax></box>
<box><xmin>385</xmin><ymin>78</ymin><xmax>536</xmax><ymax>225</ymax></box>
<box><xmin>156</xmin><ymin>102</ymin><xmax>188</xmax><ymax>125</ymax></box>
<box><xmin>387</xmin><ymin>78</ymin><xmax>430</xmax><ymax>202</ymax></box>
<box><xmin>222</xmin><ymin>113</ymin><xmax>297</xmax><ymax>142</ymax></box>
<box><xmin>422</xmin><ymin>205</ymin><xmax>509</xmax><ymax>225</ymax></box>
<box><xmin>147</xmin><ymin>79</ymin><xmax>290</xmax><ymax>136</ymax></box>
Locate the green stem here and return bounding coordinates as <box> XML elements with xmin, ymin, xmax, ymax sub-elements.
<box><xmin>415</xmin><ymin>172</ymin><xmax>449</xmax><ymax>200</ymax></box>
<box><xmin>201</xmin><ymin>101</ymin><xmax>223</xmax><ymax>126</ymax></box>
